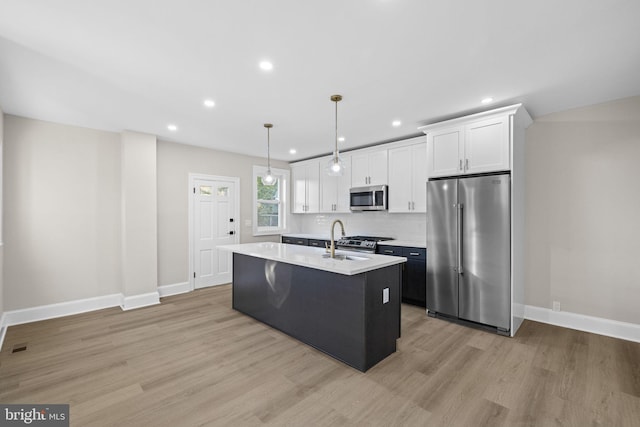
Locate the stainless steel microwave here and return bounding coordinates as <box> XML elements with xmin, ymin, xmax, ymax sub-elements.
<box><xmin>349</xmin><ymin>185</ymin><xmax>388</xmax><ymax>211</ymax></box>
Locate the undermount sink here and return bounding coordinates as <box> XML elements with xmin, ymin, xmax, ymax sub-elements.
<box><xmin>322</xmin><ymin>253</ymin><xmax>369</xmax><ymax>261</ymax></box>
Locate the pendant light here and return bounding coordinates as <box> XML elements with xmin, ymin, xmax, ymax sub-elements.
<box><xmin>261</xmin><ymin>123</ymin><xmax>276</xmax><ymax>186</ymax></box>
<box><xmin>326</xmin><ymin>94</ymin><xmax>345</xmax><ymax>176</ymax></box>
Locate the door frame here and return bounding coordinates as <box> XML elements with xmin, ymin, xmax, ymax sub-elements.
<box><xmin>188</xmin><ymin>173</ymin><xmax>240</xmax><ymax>291</ymax></box>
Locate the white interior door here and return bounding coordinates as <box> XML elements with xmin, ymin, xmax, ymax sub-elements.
<box><xmin>193</xmin><ymin>178</ymin><xmax>237</xmax><ymax>288</ymax></box>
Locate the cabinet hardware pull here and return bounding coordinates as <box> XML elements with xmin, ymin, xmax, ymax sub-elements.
<box><xmin>408</xmin><ymin>201</ymin><xmax>411</xmax><ymax>210</ymax></box>
<box><xmin>412</xmin><ymin>201</ymin><xmax>415</xmax><ymax>210</ymax></box>
<box><xmin>465</xmin><ymin>159</ymin><xmax>469</xmax><ymax>171</ymax></box>
<box><xmin>409</xmin><ymin>252</ymin><xmax>420</xmax><ymax>256</ymax></box>
<box><xmin>384</xmin><ymin>250</ymin><xmax>393</xmax><ymax>254</ymax></box>
<box><xmin>459</xmin><ymin>159</ymin><xmax>463</xmax><ymax>171</ymax></box>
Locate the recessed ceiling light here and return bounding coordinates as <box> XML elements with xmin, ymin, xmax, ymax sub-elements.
<box><xmin>203</xmin><ymin>99</ymin><xmax>215</xmax><ymax>108</ymax></box>
<box><xmin>259</xmin><ymin>61</ymin><xmax>273</xmax><ymax>71</ymax></box>
<box><xmin>481</xmin><ymin>97</ymin><xmax>494</xmax><ymax>104</ymax></box>
<box><xmin>289</xmin><ymin>149</ymin><xmax>297</xmax><ymax>155</ymax></box>
<box><xmin>338</xmin><ymin>136</ymin><xmax>345</xmax><ymax>142</ymax></box>
<box><xmin>392</xmin><ymin>120</ymin><xmax>402</xmax><ymax>127</ymax></box>
<box><xmin>167</xmin><ymin>124</ymin><xmax>178</xmax><ymax>131</ymax></box>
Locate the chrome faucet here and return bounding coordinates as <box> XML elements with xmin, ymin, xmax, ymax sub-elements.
<box><xmin>329</xmin><ymin>219</ymin><xmax>346</xmax><ymax>258</ymax></box>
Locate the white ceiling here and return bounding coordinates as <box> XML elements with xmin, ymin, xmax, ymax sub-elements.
<box><xmin>1</xmin><ymin>0</ymin><xmax>639</xmax><ymax>161</ymax></box>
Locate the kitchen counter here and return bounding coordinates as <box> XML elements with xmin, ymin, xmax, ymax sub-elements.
<box><xmin>220</xmin><ymin>242</ymin><xmax>406</xmax><ymax>275</ymax></box>
<box><xmin>380</xmin><ymin>239</ymin><xmax>427</xmax><ymax>248</ymax></box>
<box><xmin>282</xmin><ymin>234</ymin><xmax>427</xmax><ymax>249</ymax></box>
<box><xmin>281</xmin><ymin>233</ymin><xmax>330</xmax><ymax>240</ymax></box>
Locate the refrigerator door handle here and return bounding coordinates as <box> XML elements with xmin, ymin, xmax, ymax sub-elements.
<box><xmin>457</xmin><ymin>203</ymin><xmax>463</xmax><ymax>275</ymax></box>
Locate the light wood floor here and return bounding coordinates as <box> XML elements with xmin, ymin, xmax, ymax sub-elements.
<box><xmin>1</xmin><ymin>285</ymin><xmax>639</xmax><ymax>426</ymax></box>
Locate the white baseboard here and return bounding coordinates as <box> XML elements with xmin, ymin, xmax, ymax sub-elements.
<box><xmin>120</xmin><ymin>291</ymin><xmax>160</xmax><ymax>311</ymax></box>
<box><xmin>524</xmin><ymin>305</ymin><xmax>640</xmax><ymax>343</ymax></box>
<box><xmin>158</xmin><ymin>282</ymin><xmax>191</xmax><ymax>298</ymax></box>
<box><xmin>3</xmin><ymin>293</ymin><xmax>123</xmax><ymax>328</ymax></box>
<box><xmin>0</xmin><ymin>312</ymin><xmax>7</xmax><ymax>352</ymax></box>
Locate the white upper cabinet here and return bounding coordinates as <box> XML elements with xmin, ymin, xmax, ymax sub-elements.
<box><xmin>427</xmin><ymin>127</ymin><xmax>463</xmax><ymax>178</ymax></box>
<box><xmin>351</xmin><ymin>148</ymin><xmax>388</xmax><ymax>187</ymax></box>
<box><xmin>291</xmin><ymin>159</ymin><xmax>320</xmax><ymax>213</ymax></box>
<box><xmin>420</xmin><ymin>105</ymin><xmax>523</xmax><ymax>178</ymax></box>
<box><xmin>464</xmin><ymin>116</ymin><xmax>510</xmax><ymax>174</ymax></box>
<box><xmin>388</xmin><ymin>138</ymin><xmax>427</xmax><ymax>213</ymax></box>
<box><xmin>319</xmin><ymin>154</ymin><xmax>352</xmax><ymax>213</ymax></box>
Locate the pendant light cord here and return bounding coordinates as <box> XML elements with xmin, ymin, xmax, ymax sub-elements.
<box><xmin>267</xmin><ymin>126</ymin><xmax>271</xmax><ymax>169</ymax></box>
<box><xmin>334</xmin><ymin>98</ymin><xmax>339</xmax><ymax>160</ymax></box>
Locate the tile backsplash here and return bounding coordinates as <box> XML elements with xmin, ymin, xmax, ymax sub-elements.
<box><xmin>289</xmin><ymin>211</ymin><xmax>426</xmax><ymax>241</ymax></box>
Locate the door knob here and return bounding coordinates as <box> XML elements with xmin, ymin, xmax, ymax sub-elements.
<box><xmin>229</xmin><ymin>231</ymin><xmax>235</xmax><ymax>235</ymax></box>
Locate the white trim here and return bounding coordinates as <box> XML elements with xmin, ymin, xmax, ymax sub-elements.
<box><xmin>418</xmin><ymin>103</ymin><xmax>525</xmax><ymax>134</ymax></box>
<box><xmin>252</xmin><ymin>165</ymin><xmax>290</xmax><ymax>236</ymax></box>
<box><xmin>120</xmin><ymin>292</ymin><xmax>160</xmax><ymax>311</ymax></box>
<box><xmin>158</xmin><ymin>282</ymin><xmax>191</xmax><ymax>298</ymax></box>
<box><xmin>0</xmin><ymin>313</ymin><xmax>7</xmax><ymax>352</ymax></box>
<box><xmin>524</xmin><ymin>305</ymin><xmax>640</xmax><ymax>343</ymax></box>
<box><xmin>2</xmin><ymin>293</ymin><xmax>123</xmax><ymax>327</ymax></box>
<box><xmin>188</xmin><ymin>173</ymin><xmax>241</xmax><ymax>292</ymax></box>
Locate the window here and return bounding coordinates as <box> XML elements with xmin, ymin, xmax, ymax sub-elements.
<box><xmin>253</xmin><ymin>165</ymin><xmax>289</xmax><ymax>236</ymax></box>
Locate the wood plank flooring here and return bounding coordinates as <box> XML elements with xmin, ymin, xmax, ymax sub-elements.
<box><xmin>1</xmin><ymin>285</ymin><xmax>639</xmax><ymax>426</ymax></box>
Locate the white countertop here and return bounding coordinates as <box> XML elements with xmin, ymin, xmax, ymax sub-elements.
<box><xmin>282</xmin><ymin>234</ymin><xmax>426</xmax><ymax>249</ymax></box>
<box><xmin>220</xmin><ymin>242</ymin><xmax>406</xmax><ymax>276</ymax></box>
<box><xmin>282</xmin><ymin>233</ymin><xmax>330</xmax><ymax>240</ymax></box>
<box><xmin>379</xmin><ymin>240</ymin><xmax>427</xmax><ymax>249</ymax></box>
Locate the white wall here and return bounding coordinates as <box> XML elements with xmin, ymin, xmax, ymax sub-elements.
<box><xmin>0</xmin><ymin>107</ymin><xmax>4</xmax><ymax>320</ymax></box>
<box><xmin>525</xmin><ymin>96</ymin><xmax>640</xmax><ymax>325</ymax></box>
<box><xmin>3</xmin><ymin>116</ymin><xmax>122</xmax><ymax>310</ymax></box>
<box><xmin>156</xmin><ymin>140</ymin><xmax>290</xmax><ymax>287</ymax></box>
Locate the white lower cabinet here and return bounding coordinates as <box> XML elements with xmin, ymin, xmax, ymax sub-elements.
<box><xmin>388</xmin><ymin>139</ymin><xmax>427</xmax><ymax>213</ymax></box>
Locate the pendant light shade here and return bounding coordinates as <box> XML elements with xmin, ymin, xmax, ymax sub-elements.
<box><xmin>261</xmin><ymin>123</ymin><xmax>276</xmax><ymax>186</ymax></box>
<box><xmin>326</xmin><ymin>94</ymin><xmax>345</xmax><ymax>176</ymax></box>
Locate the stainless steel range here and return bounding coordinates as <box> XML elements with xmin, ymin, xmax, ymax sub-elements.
<box><xmin>335</xmin><ymin>236</ymin><xmax>393</xmax><ymax>253</ymax></box>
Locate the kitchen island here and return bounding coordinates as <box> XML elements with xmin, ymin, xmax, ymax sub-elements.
<box><xmin>220</xmin><ymin>242</ymin><xmax>406</xmax><ymax>372</ymax></box>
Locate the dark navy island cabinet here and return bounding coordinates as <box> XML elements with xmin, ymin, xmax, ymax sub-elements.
<box><xmin>377</xmin><ymin>245</ymin><xmax>426</xmax><ymax>307</ymax></box>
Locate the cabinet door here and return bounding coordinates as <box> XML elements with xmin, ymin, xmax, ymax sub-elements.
<box><xmin>388</xmin><ymin>146</ymin><xmax>412</xmax><ymax>213</ymax></box>
<box><xmin>320</xmin><ymin>155</ymin><xmax>351</xmax><ymax>213</ymax></box>
<box><xmin>410</xmin><ymin>143</ymin><xmax>428</xmax><ymax>212</ymax></box>
<box><xmin>320</xmin><ymin>173</ymin><xmax>338</xmax><ymax>213</ymax></box>
<box><xmin>367</xmin><ymin>149</ymin><xmax>388</xmax><ymax>185</ymax></box>
<box><xmin>402</xmin><ymin>247</ymin><xmax>426</xmax><ymax>306</ymax></box>
<box><xmin>464</xmin><ymin>116</ymin><xmax>510</xmax><ymax>174</ymax></box>
<box><xmin>291</xmin><ymin>165</ymin><xmax>307</xmax><ymax>213</ymax></box>
<box><xmin>306</xmin><ymin>161</ymin><xmax>320</xmax><ymax>213</ymax></box>
<box><xmin>427</xmin><ymin>127</ymin><xmax>463</xmax><ymax>178</ymax></box>
<box><xmin>335</xmin><ymin>154</ymin><xmax>352</xmax><ymax>212</ymax></box>
<box><xmin>377</xmin><ymin>245</ymin><xmax>402</xmax><ymax>256</ymax></box>
<box><xmin>308</xmin><ymin>239</ymin><xmax>329</xmax><ymax>248</ymax></box>
<box><xmin>351</xmin><ymin>153</ymin><xmax>369</xmax><ymax>187</ymax></box>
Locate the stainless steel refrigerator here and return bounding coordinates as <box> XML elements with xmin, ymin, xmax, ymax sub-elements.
<box><xmin>426</xmin><ymin>173</ymin><xmax>511</xmax><ymax>334</ymax></box>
